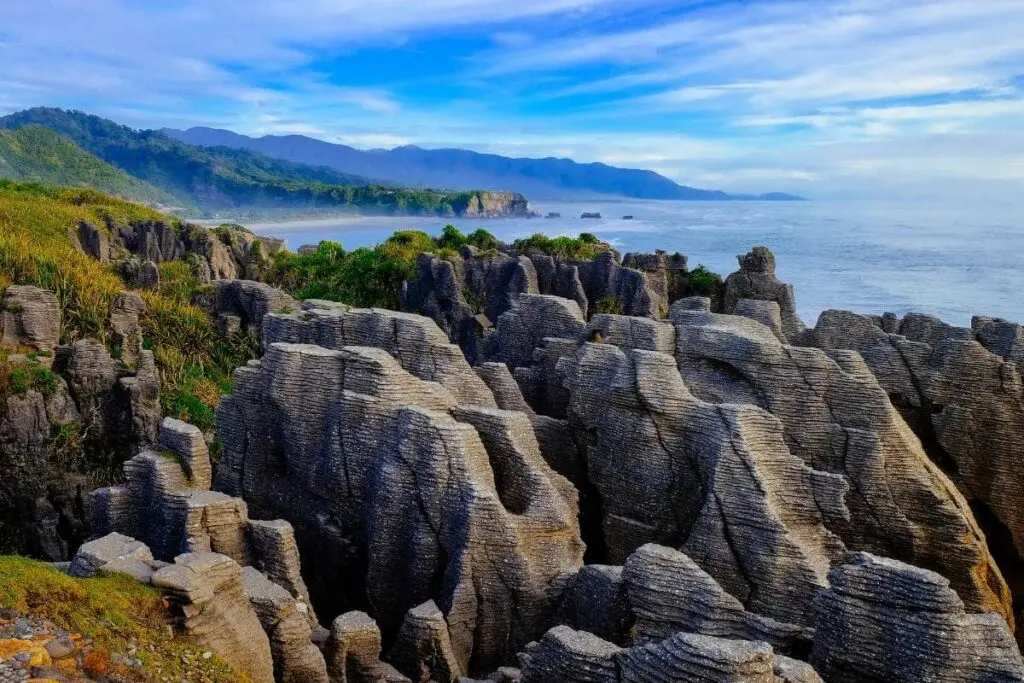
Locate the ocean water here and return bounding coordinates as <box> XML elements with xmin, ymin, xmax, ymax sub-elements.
<box><xmin>248</xmin><ymin>199</ymin><xmax>1024</xmax><ymax>327</ymax></box>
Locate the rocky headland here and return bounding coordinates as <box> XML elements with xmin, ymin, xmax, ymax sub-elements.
<box><xmin>3</xmin><ymin>214</ymin><xmax>1024</xmax><ymax>683</ymax></box>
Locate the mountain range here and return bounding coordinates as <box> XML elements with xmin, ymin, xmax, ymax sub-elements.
<box><xmin>0</xmin><ymin>108</ymin><xmax>530</xmax><ymax>218</ymax></box>
<box><xmin>163</xmin><ymin>126</ymin><xmax>803</xmax><ymax>202</ymax></box>
<box><xmin>0</xmin><ymin>107</ymin><xmax>803</xmax><ymax>219</ymax></box>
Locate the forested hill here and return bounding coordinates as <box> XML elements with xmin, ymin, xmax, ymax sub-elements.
<box><xmin>0</xmin><ymin>126</ymin><xmax>175</xmax><ymax>205</ymax></box>
<box><xmin>0</xmin><ymin>108</ymin><xmax>534</xmax><ymax>218</ymax></box>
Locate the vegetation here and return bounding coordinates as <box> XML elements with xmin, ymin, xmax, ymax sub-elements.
<box><xmin>265</xmin><ymin>226</ymin><xmax>504</xmax><ymax>309</ymax></box>
<box><xmin>0</xmin><ymin>180</ymin><xmax>260</xmax><ymax>448</ymax></box>
<box><xmin>0</xmin><ymin>555</ymin><xmax>241</xmax><ymax>682</ymax></box>
<box><xmin>593</xmin><ymin>296</ymin><xmax>624</xmax><ymax>315</ymax></box>
<box><xmin>0</xmin><ymin>127</ymin><xmax>175</xmax><ymax>205</ymax></box>
<box><xmin>687</xmin><ymin>264</ymin><xmax>723</xmax><ymax>297</ymax></box>
<box><xmin>512</xmin><ymin>231</ymin><xmax>606</xmax><ymax>260</ymax></box>
<box><xmin>0</xmin><ymin>108</ymin><xmax>521</xmax><ymax>219</ymax></box>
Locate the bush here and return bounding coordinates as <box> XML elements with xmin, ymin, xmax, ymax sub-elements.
<box><xmin>688</xmin><ymin>264</ymin><xmax>723</xmax><ymax>297</ymax></box>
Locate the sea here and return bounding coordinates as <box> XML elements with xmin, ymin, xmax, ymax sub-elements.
<box><xmin>247</xmin><ymin>199</ymin><xmax>1024</xmax><ymax>328</ymax></box>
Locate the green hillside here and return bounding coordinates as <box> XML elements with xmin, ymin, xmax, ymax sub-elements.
<box><xmin>0</xmin><ymin>108</ymin><xmax>511</xmax><ymax>219</ymax></box>
<box><xmin>0</xmin><ymin>126</ymin><xmax>175</xmax><ymax>205</ymax></box>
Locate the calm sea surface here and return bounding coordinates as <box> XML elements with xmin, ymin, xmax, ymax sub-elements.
<box><xmin>248</xmin><ymin>199</ymin><xmax>1024</xmax><ymax>327</ymax></box>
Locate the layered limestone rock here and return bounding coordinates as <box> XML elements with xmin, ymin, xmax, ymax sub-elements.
<box><xmin>388</xmin><ymin>601</ymin><xmax>462</xmax><ymax>683</ymax></box>
<box><xmin>622</xmin><ymin>544</ymin><xmax>809</xmax><ymax>653</ymax></box>
<box><xmin>153</xmin><ymin>552</ymin><xmax>276</xmax><ymax>683</ymax></box>
<box><xmin>562</xmin><ymin>342</ymin><xmax>847</xmax><ymax>628</ymax></box>
<box><xmin>670</xmin><ymin>308</ymin><xmax>1013</xmax><ymax>625</ymax></box>
<box><xmin>108</xmin><ymin>291</ymin><xmax>146</xmax><ymax>367</ymax></box>
<box><xmin>802</xmin><ymin>309</ymin><xmax>1024</xmax><ymax>619</ymax></box>
<box><xmin>518</xmin><ymin>626</ymin><xmax>809</xmax><ymax>683</ymax></box>
<box><xmin>1</xmin><ymin>285</ymin><xmax>60</xmax><ymax>351</ymax></box>
<box><xmin>215</xmin><ymin>279</ymin><xmax>297</xmax><ymax>337</ymax></box>
<box><xmin>810</xmin><ymin>552</ymin><xmax>1024</xmax><ymax>682</ymax></box>
<box><xmin>723</xmin><ymin>247</ymin><xmax>804</xmax><ymax>340</ymax></box>
<box><xmin>556</xmin><ymin>565</ymin><xmax>630</xmax><ymax>645</ymax></box>
<box><xmin>53</xmin><ymin>338</ymin><xmax>160</xmax><ymax>451</ymax></box>
<box><xmin>67</xmin><ymin>533</ymin><xmax>278</xmax><ymax>683</ymax></box>
<box><xmin>262</xmin><ymin>303</ymin><xmax>496</xmax><ymax>406</ymax></box>
<box><xmin>215</xmin><ymin>338</ymin><xmax>583</xmax><ymax>675</ymax></box>
<box><xmin>491</xmin><ymin>294</ymin><xmax>586</xmax><ymax>370</ymax></box>
<box><xmin>243</xmin><ymin>566</ymin><xmax>330</xmax><ymax>683</ymax></box>
<box><xmin>327</xmin><ymin>611</ymin><xmax>410</xmax><ymax>683</ymax></box>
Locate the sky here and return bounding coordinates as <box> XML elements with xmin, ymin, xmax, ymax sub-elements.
<box><xmin>0</xmin><ymin>0</ymin><xmax>1022</xmax><ymax>200</ymax></box>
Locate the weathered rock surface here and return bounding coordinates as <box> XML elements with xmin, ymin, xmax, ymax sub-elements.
<box><xmin>68</xmin><ymin>531</ymin><xmax>154</xmax><ymax>579</ymax></box>
<box><xmin>802</xmin><ymin>308</ymin><xmax>1024</xmax><ymax>620</ymax></box>
<box><xmin>215</xmin><ymin>337</ymin><xmax>582</xmax><ymax>675</ymax></box>
<box><xmin>1</xmin><ymin>285</ymin><xmax>60</xmax><ymax>351</ymax></box>
<box><xmin>243</xmin><ymin>565</ymin><xmax>330</xmax><ymax>683</ymax></box>
<box><xmin>215</xmin><ymin>279</ymin><xmax>297</xmax><ymax>336</ymax></box>
<box><xmin>153</xmin><ymin>551</ymin><xmax>276</xmax><ymax>683</ymax></box>
<box><xmin>622</xmin><ymin>543</ymin><xmax>809</xmax><ymax>653</ymax></box>
<box><xmin>669</xmin><ymin>307</ymin><xmax>1012</xmax><ymax>624</ymax></box>
<box><xmin>388</xmin><ymin>601</ymin><xmax>463</xmax><ymax>683</ymax></box>
<box><xmin>518</xmin><ymin>625</ymin><xmax>805</xmax><ymax>683</ymax></box>
<box><xmin>262</xmin><ymin>304</ymin><xmax>496</xmax><ymax>406</ymax></box>
<box><xmin>723</xmin><ymin>247</ymin><xmax>804</xmax><ymax>340</ymax></box>
<box><xmin>810</xmin><ymin>552</ymin><xmax>1024</xmax><ymax>682</ymax></box>
<box><xmin>327</xmin><ymin>611</ymin><xmax>410</xmax><ymax>683</ymax></box>
<box><xmin>108</xmin><ymin>291</ymin><xmax>146</xmax><ymax>367</ymax></box>
<box><xmin>563</xmin><ymin>342</ymin><xmax>847</xmax><ymax>628</ymax></box>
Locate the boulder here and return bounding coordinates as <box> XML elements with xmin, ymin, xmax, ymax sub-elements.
<box><xmin>68</xmin><ymin>532</ymin><xmax>154</xmax><ymax>578</ymax></box>
<box><xmin>215</xmin><ymin>279</ymin><xmax>297</xmax><ymax>335</ymax></box>
<box><xmin>1</xmin><ymin>285</ymin><xmax>60</xmax><ymax>351</ymax></box>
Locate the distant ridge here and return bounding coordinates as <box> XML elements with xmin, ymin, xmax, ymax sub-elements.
<box><xmin>163</xmin><ymin>126</ymin><xmax>805</xmax><ymax>202</ymax></box>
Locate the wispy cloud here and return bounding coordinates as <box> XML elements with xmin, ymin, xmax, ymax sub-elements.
<box><xmin>0</xmin><ymin>0</ymin><xmax>1021</xmax><ymax>199</ymax></box>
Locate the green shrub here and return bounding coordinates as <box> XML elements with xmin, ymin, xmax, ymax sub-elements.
<box><xmin>688</xmin><ymin>264</ymin><xmax>722</xmax><ymax>297</ymax></box>
<box><xmin>594</xmin><ymin>296</ymin><xmax>624</xmax><ymax>315</ymax></box>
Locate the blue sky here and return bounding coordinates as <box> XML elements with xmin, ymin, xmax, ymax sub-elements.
<box><xmin>1</xmin><ymin>0</ymin><xmax>1022</xmax><ymax>199</ymax></box>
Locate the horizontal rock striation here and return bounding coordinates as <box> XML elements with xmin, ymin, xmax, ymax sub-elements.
<box><xmin>802</xmin><ymin>308</ymin><xmax>1024</xmax><ymax>622</ymax></box>
<box><xmin>214</xmin><ymin>331</ymin><xmax>583</xmax><ymax>675</ymax></box>
<box><xmin>1</xmin><ymin>285</ymin><xmax>60</xmax><ymax>351</ymax></box>
<box><xmin>810</xmin><ymin>552</ymin><xmax>1024</xmax><ymax>682</ymax></box>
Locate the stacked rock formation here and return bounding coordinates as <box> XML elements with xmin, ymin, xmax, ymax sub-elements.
<box><xmin>0</xmin><ymin>285</ymin><xmax>159</xmax><ymax>559</ymax></box>
<box><xmin>722</xmin><ymin>246</ymin><xmax>805</xmax><ymax>340</ymax></box>
<box><xmin>216</xmin><ymin>304</ymin><xmax>584</xmax><ymax>676</ymax></box>
<box><xmin>801</xmin><ymin>308</ymin><xmax>1024</xmax><ymax>629</ymax></box>
<box><xmin>403</xmin><ymin>244</ymin><xmax>703</xmax><ymax>361</ymax></box>
<box><xmin>1</xmin><ymin>285</ymin><xmax>61</xmax><ymax>351</ymax></box>
<box><xmin>87</xmin><ymin>417</ymin><xmax>330</xmax><ymax>683</ymax></box>
<box><xmin>75</xmin><ymin>218</ymin><xmax>280</xmax><ymax>283</ymax></box>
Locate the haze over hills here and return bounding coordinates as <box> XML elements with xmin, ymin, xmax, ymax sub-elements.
<box><xmin>163</xmin><ymin>126</ymin><xmax>804</xmax><ymax>202</ymax></box>
<box><xmin>0</xmin><ymin>108</ymin><xmax>534</xmax><ymax>218</ymax></box>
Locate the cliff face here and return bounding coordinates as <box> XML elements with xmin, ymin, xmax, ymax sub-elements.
<box><xmin>459</xmin><ymin>191</ymin><xmax>535</xmax><ymax>218</ymax></box>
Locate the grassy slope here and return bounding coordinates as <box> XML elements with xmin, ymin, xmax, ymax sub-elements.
<box><xmin>0</xmin><ymin>126</ymin><xmax>175</xmax><ymax>206</ymax></box>
<box><xmin>0</xmin><ymin>180</ymin><xmax>256</xmax><ymax>430</ymax></box>
<box><xmin>0</xmin><ymin>556</ymin><xmax>242</xmax><ymax>682</ymax></box>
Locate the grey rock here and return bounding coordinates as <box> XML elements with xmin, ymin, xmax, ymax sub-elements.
<box><xmin>622</xmin><ymin>544</ymin><xmax>809</xmax><ymax>653</ymax></box>
<box><xmin>68</xmin><ymin>532</ymin><xmax>154</xmax><ymax>578</ymax></box>
<box><xmin>153</xmin><ymin>551</ymin><xmax>275</xmax><ymax>683</ymax></box>
<box><xmin>388</xmin><ymin>601</ymin><xmax>462</xmax><ymax>683</ymax></box>
<box><xmin>810</xmin><ymin>552</ymin><xmax>1024</xmax><ymax>682</ymax></box>
<box><xmin>326</xmin><ymin>611</ymin><xmax>399</xmax><ymax>683</ymax></box>
<box><xmin>1</xmin><ymin>285</ymin><xmax>60</xmax><ymax>351</ymax></box>
<box><xmin>108</xmin><ymin>291</ymin><xmax>146</xmax><ymax>367</ymax></box>
<box><xmin>215</xmin><ymin>279</ymin><xmax>297</xmax><ymax>335</ymax></box>
<box><xmin>723</xmin><ymin>247</ymin><xmax>804</xmax><ymax>340</ymax></box>
<box><xmin>243</xmin><ymin>566</ymin><xmax>330</xmax><ymax>683</ymax></box>
<box><xmin>556</xmin><ymin>565</ymin><xmax>630</xmax><ymax>644</ymax></box>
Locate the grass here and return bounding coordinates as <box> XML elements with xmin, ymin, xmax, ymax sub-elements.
<box><xmin>0</xmin><ymin>555</ymin><xmax>243</xmax><ymax>682</ymax></box>
<box><xmin>0</xmin><ymin>179</ymin><xmax>261</xmax><ymax>443</ymax></box>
